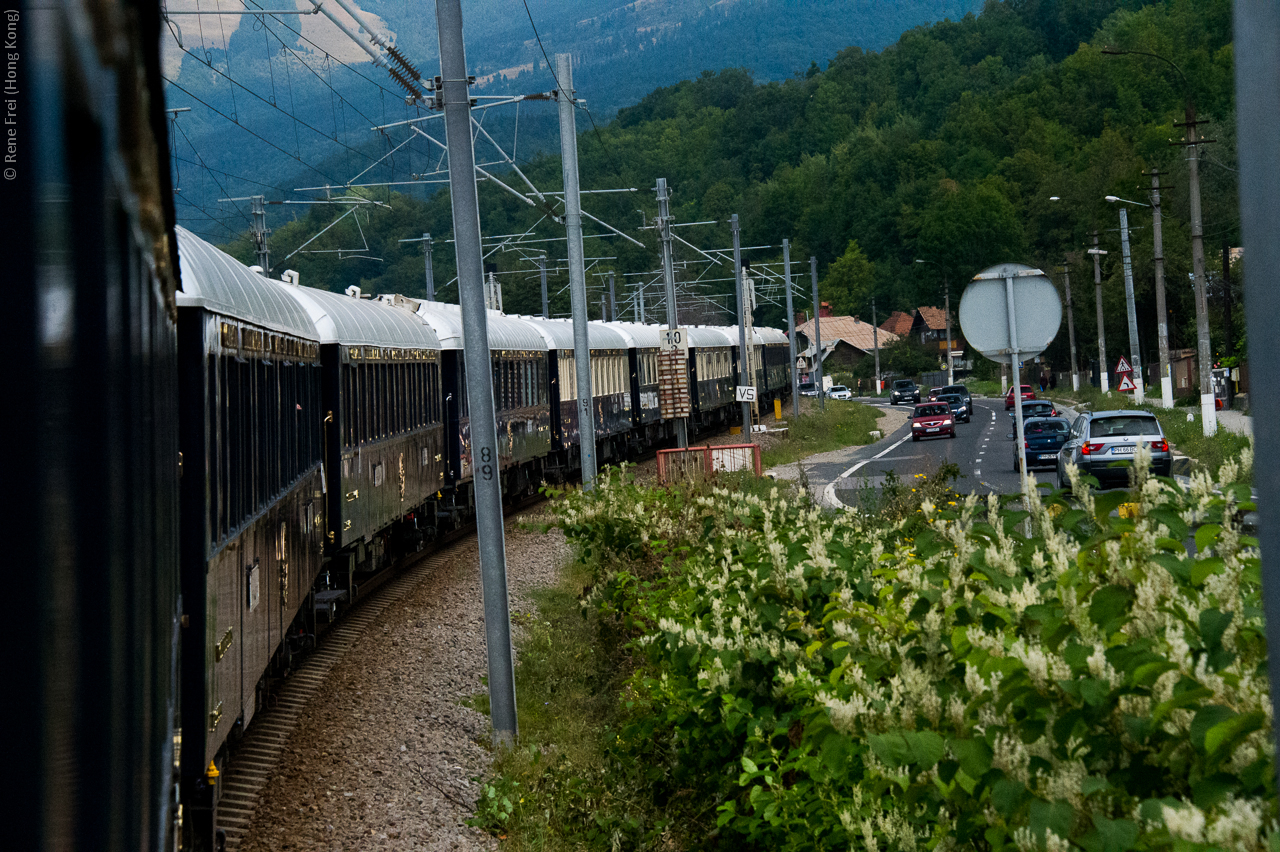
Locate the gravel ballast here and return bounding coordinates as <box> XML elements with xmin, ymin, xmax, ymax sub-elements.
<box><xmin>236</xmin><ymin>517</ymin><xmax>569</xmax><ymax>851</ymax></box>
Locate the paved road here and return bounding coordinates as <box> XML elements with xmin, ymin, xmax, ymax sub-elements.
<box><xmin>805</xmin><ymin>397</ymin><xmax>1067</xmax><ymax>508</ymax></box>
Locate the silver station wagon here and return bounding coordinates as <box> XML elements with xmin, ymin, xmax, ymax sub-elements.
<box><xmin>1056</xmin><ymin>409</ymin><xmax>1172</xmax><ymax>490</ymax></box>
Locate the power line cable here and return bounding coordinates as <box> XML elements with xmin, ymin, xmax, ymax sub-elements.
<box><xmin>517</xmin><ymin>0</ymin><xmax>622</xmax><ymax>175</ymax></box>
<box><xmin>164</xmin><ymin>74</ymin><xmax>347</xmax><ymax>185</ymax></box>
<box><xmin>172</xmin><ymin>117</ymin><xmax>249</xmax><ymax>224</ymax></box>
<box><xmin>169</xmin><ymin>39</ymin><xmax>378</xmax><ymax>166</ymax></box>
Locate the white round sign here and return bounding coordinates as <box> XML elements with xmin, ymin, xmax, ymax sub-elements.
<box><xmin>958</xmin><ymin>262</ymin><xmax>1061</xmax><ymax>365</ymax></box>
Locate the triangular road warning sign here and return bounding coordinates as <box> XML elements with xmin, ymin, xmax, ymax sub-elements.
<box><xmin>1115</xmin><ymin>355</ymin><xmax>1132</xmax><ymax>374</ymax></box>
<box><xmin>1117</xmin><ymin>373</ymin><xmax>1136</xmax><ymax>392</ymax></box>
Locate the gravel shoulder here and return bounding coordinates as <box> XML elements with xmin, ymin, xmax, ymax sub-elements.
<box><xmin>238</xmin><ymin>516</ymin><xmax>570</xmax><ymax>852</ymax></box>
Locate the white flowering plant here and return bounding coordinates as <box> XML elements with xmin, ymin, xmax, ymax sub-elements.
<box><xmin>550</xmin><ymin>451</ymin><xmax>1275</xmax><ymax>851</ymax></box>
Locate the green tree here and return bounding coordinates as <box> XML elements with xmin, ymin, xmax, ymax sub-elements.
<box><xmin>820</xmin><ymin>239</ymin><xmax>875</xmax><ymax>317</ymax></box>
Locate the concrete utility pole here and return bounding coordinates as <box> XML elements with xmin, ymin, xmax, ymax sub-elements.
<box><xmin>1063</xmin><ymin>259</ymin><xmax>1079</xmax><ymax>391</ymax></box>
<box><xmin>944</xmin><ymin>281</ymin><xmax>953</xmax><ymax>385</ymax></box>
<box><xmin>251</xmin><ymin>195</ymin><xmax>270</xmax><ymax>271</ymax></box>
<box><xmin>1182</xmin><ymin>111</ymin><xmax>1218</xmax><ymax>434</ymax></box>
<box><xmin>872</xmin><ymin>297</ymin><xmax>881</xmax><ymax>394</ymax></box>
<box><xmin>811</xmin><ymin>256</ymin><xmax>824</xmax><ymax>410</ymax></box>
<box><xmin>657</xmin><ymin>178</ymin><xmax>688</xmax><ymax>448</ymax></box>
<box><xmin>422</xmin><ymin>233</ymin><xmax>436</xmax><ymax>301</ymax></box>
<box><xmin>436</xmin><ymin>0</ymin><xmax>516</xmax><ymax>747</ymax></box>
<box><xmin>555</xmin><ymin>52</ymin><xmax>597</xmax><ymax>485</ymax></box>
<box><xmin>1117</xmin><ymin>206</ymin><xmax>1146</xmax><ymax>403</ymax></box>
<box><xmin>539</xmin><ymin>254</ymin><xmax>548</xmax><ymax>318</ymax></box>
<box><xmin>731</xmin><ymin>215</ymin><xmax>753</xmax><ymax>431</ymax></box>
<box><xmin>608</xmin><ymin>271</ymin><xmax>616</xmax><ymax>323</ymax></box>
<box><xmin>1090</xmin><ymin>231</ymin><xmax>1109</xmax><ymax>393</ymax></box>
<box><xmin>1150</xmin><ymin>170</ymin><xmax>1173</xmax><ymax>407</ymax></box>
<box><xmin>783</xmin><ymin>239</ymin><xmax>800</xmax><ymax>418</ymax></box>
<box><xmin>1232</xmin><ymin>0</ymin><xmax>1280</xmax><ymax>782</ymax></box>
<box><xmin>1223</xmin><ymin>241</ymin><xmax>1235</xmax><ymax>408</ymax></box>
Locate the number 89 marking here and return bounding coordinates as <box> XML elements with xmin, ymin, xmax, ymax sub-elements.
<box><xmin>480</xmin><ymin>446</ymin><xmax>494</xmax><ymax>481</ymax></box>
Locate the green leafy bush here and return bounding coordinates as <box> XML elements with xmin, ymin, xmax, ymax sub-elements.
<box><xmin>550</xmin><ymin>450</ymin><xmax>1273</xmax><ymax>851</ymax></box>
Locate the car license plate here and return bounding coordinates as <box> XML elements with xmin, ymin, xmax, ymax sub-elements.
<box><xmin>926</xmin><ymin>427</ymin><xmax>939</xmax><ymax>433</ymax></box>
<box><xmin>1038</xmin><ymin>453</ymin><xmax>1056</xmax><ymax>460</ymax></box>
<box><xmin>1112</xmin><ymin>445</ymin><xmax>1135</xmax><ymax>454</ymax></box>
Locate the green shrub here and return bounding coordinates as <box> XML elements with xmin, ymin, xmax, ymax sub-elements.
<box><xmin>546</xmin><ymin>451</ymin><xmax>1272</xmax><ymax>851</ymax></box>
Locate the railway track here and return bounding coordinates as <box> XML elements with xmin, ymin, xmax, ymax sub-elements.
<box><xmin>216</xmin><ymin>542</ymin><xmax>464</xmax><ymax>850</ymax></box>
<box><xmin>211</xmin><ymin>432</ymin><xmax>743</xmax><ymax>849</ymax></box>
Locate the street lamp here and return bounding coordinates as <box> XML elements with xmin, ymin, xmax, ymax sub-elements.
<box><xmin>1105</xmin><ymin>195</ymin><xmax>1148</xmax><ymax>404</ymax></box>
<box><xmin>914</xmin><ymin>259</ymin><xmax>953</xmax><ymax>384</ymax></box>
<box><xmin>1102</xmin><ymin>46</ymin><xmax>1215</xmax><ymax>431</ymax></box>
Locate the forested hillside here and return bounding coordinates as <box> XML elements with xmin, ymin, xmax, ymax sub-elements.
<box><xmin>230</xmin><ymin>0</ymin><xmax>1240</xmax><ymax>373</ymax></box>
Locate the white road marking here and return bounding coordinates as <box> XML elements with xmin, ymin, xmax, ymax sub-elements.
<box><xmin>839</xmin><ymin>432</ymin><xmax>913</xmax><ymax>478</ymax></box>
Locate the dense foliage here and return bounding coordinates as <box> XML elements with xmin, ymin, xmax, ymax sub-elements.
<box><xmin>528</xmin><ymin>450</ymin><xmax>1273</xmax><ymax>850</ymax></box>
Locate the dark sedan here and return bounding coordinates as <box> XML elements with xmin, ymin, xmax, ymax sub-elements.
<box><xmin>937</xmin><ymin>392</ymin><xmax>971</xmax><ymax>423</ymax></box>
<box><xmin>1011</xmin><ymin>416</ymin><xmax>1070</xmax><ymax>472</ymax></box>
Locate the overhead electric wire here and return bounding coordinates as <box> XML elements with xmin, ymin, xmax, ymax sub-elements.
<box><xmin>171</xmin><ymin>154</ymin><xmax>290</xmax><ymax>193</ymax></box>
<box><xmin>172</xmin><ymin>117</ymin><xmax>249</xmax><ymax>224</ymax></box>
<box><xmin>168</xmin><ymin>39</ymin><xmax>379</xmax><ymax>167</ymax></box>
<box><xmin>164</xmin><ymin>74</ymin><xmax>347</xmax><ymax>185</ymax></box>
<box><xmin>517</xmin><ymin>0</ymin><xmax>623</xmax><ymax>176</ymax></box>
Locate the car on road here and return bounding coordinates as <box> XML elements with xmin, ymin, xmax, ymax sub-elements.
<box><xmin>827</xmin><ymin>385</ymin><xmax>852</xmax><ymax>400</ymax></box>
<box><xmin>799</xmin><ymin>381</ymin><xmax>819</xmax><ymax>397</ymax></box>
<box><xmin>928</xmin><ymin>386</ymin><xmax>944</xmax><ymax>401</ymax></box>
<box><xmin>939</xmin><ymin>383</ymin><xmax>972</xmax><ymax>409</ymax></box>
<box><xmin>1011</xmin><ymin>416</ymin><xmax>1070</xmax><ymax>472</ymax></box>
<box><xmin>1005</xmin><ymin>384</ymin><xmax>1037</xmax><ymax>410</ymax></box>
<box><xmin>1056</xmin><ymin>409</ymin><xmax>1171</xmax><ymax>490</ymax></box>
<box><xmin>1009</xmin><ymin>400</ymin><xmax>1060</xmax><ymax>421</ymax></box>
<box><xmin>936</xmin><ymin>392</ymin><xmax>971</xmax><ymax>423</ymax></box>
<box><xmin>889</xmin><ymin>380</ymin><xmax>920</xmax><ymax>405</ymax></box>
<box><xmin>911</xmin><ymin>402</ymin><xmax>956</xmax><ymax>441</ymax></box>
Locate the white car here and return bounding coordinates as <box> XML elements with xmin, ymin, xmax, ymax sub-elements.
<box><xmin>827</xmin><ymin>385</ymin><xmax>852</xmax><ymax>400</ymax></box>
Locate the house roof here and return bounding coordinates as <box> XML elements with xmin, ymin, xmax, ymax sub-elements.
<box><xmin>916</xmin><ymin>305</ymin><xmax>948</xmax><ymax>331</ymax></box>
<box><xmin>880</xmin><ymin>310</ymin><xmax>914</xmax><ymax>336</ymax></box>
<box><xmin>796</xmin><ymin>315</ymin><xmax>899</xmax><ymax>353</ymax></box>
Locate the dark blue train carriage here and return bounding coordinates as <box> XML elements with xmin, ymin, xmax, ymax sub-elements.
<box><xmin>278</xmin><ymin>284</ymin><xmax>447</xmax><ymax>571</ymax></box>
<box><xmin>174</xmin><ymin>228</ymin><xmax>328</xmax><ymax>841</ymax></box>
<box><xmin>413</xmin><ymin>302</ymin><xmax>553</xmax><ymax>504</ymax></box>
<box><xmin>518</xmin><ymin>317</ymin><xmax>634</xmax><ymax>472</ymax></box>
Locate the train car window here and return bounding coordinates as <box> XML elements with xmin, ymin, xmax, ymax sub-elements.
<box><xmin>207</xmin><ymin>356</ymin><xmax>222</xmax><ymax>541</ymax></box>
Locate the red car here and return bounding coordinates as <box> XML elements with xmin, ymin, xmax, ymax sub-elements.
<box><xmin>1004</xmin><ymin>384</ymin><xmax>1036</xmax><ymax>410</ymax></box>
<box><xmin>911</xmin><ymin>402</ymin><xmax>956</xmax><ymax>441</ymax></box>
<box><xmin>928</xmin><ymin>386</ymin><xmax>943</xmax><ymax>401</ymax></box>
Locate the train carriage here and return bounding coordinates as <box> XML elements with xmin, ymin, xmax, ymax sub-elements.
<box><xmin>687</xmin><ymin>327</ymin><xmax>737</xmax><ymax>428</ymax></box>
<box><xmin>602</xmin><ymin>321</ymin><xmax>666</xmax><ymax>446</ymax></box>
<box><xmin>517</xmin><ymin>318</ymin><xmax>633</xmax><ymax>466</ymax></box>
<box><xmin>277</xmin><ymin>284</ymin><xmax>446</xmax><ymax>563</ymax></box>
<box><xmin>755</xmin><ymin>327</ymin><xmax>793</xmax><ymax>407</ymax></box>
<box><xmin>174</xmin><ymin>228</ymin><xmax>327</xmax><ymax>838</ymax></box>
<box><xmin>411</xmin><ymin>302</ymin><xmax>552</xmax><ymax>500</ymax></box>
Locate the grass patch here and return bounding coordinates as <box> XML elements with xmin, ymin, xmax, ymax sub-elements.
<box><xmin>762</xmin><ymin>398</ymin><xmax>884</xmax><ymax>468</ymax></box>
<box><xmin>468</xmin><ymin>547</ymin><xmax>693</xmax><ymax>850</ymax></box>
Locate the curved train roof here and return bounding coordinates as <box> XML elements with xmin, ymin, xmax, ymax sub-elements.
<box><xmin>279</xmin><ymin>285</ymin><xmax>440</xmax><ymax>349</ymax></box>
<box><xmin>516</xmin><ymin>317</ymin><xmax>629</xmax><ymax>351</ymax></box>
<box><xmin>684</xmin><ymin>325</ymin><xmax>735</xmax><ymax>348</ymax></box>
<box><xmin>174</xmin><ymin>226</ymin><xmax>318</xmax><ymax>340</ymax></box>
<box><xmin>601</xmin><ymin>321</ymin><xmax>662</xmax><ymax>348</ymax></box>
<box><xmin>702</xmin><ymin>325</ymin><xmax>789</xmax><ymax>346</ymax></box>
<box><xmin>414</xmin><ymin>302</ymin><xmax>547</xmax><ymax>352</ymax></box>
